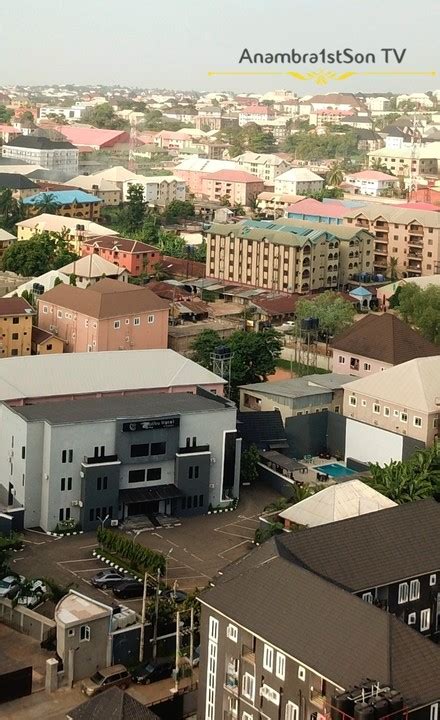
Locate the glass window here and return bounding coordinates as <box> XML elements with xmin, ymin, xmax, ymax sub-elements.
<box><xmin>398</xmin><ymin>582</ymin><xmax>409</xmax><ymax>604</ymax></box>
<box><xmin>421</xmin><ymin>608</ymin><xmax>431</xmax><ymax>632</ymax></box>
<box><xmin>275</xmin><ymin>652</ymin><xmax>286</xmax><ymax>680</ymax></box>
<box><xmin>114</xmin><ymin>320</ymin><xmax>120</xmax><ymax>329</ymax></box>
<box><xmin>263</xmin><ymin>644</ymin><xmax>274</xmax><ymax>672</ymax></box>
<box><xmin>147</xmin><ymin>467</ymin><xmax>161</xmax><ymax>482</ymax></box>
<box><xmin>61</xmin><ymin>478</ymin><xmax>66</xmax><ymax>491</ymax></box>
<box><xmin>130</xmin><ymin>443</ymin><xmax>149</xmax><ymax>457</ymax></box>
<box><xmin>80</xmin><ymin>625</ymin><xmax>90</xmax><ymax>642</ymax></box>
<box><xmin>128</xmin><ymin>469</ymin><xmax>145</xmax><ymax>483</ymax></box>
<box><xmin>409</xmin><ymin>579</ymin><xmax>420</xmax><ymax>601</ymax></box>
<box><xmin>150</xmin><ymin>442</ymin><xmax>166</xmax><ymax>455</ymax></box>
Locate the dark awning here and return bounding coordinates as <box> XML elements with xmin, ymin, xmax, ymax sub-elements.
<box><xmin>120</xmin><ymin>484</ymin><xmax>184</xmax><ymax>504</ymax></box>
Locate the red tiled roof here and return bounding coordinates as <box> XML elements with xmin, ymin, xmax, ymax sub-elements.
<box><xmin>240</xmin><ymin>105</ymin><xmax>274</xmax><ymax>115</ymax></box>
<box><xmin>83</xmin><ymin>235</ymin><xmax>159</xmax><ymax>254</ymax></box>
<box><xmin>250</xmin><ymin>293</ymin><xmax>300</xmax><ymax>316</ymax></box>
<box><xmin>54</xmin><ymin>126</ymin><xmax>130</xmax><ymax>148</ymax></box>
<box><xmin>162</xmin><ymin>255</ymin><xmax>206</xmax><ymax>279</ymax></box>
<box><xmin>346</xmin><ymin>170</ymin><xmax>396</xmax><ymax>181</ymax></box>
<box><xmin>0</xmin><ymin>297</ymin><xmax>34</xmax><ymax>316</ymax></box>
<box><xmin>287</xmin><ymin>198</ymin><xmax>346</xmax><ymax>218</ymax></box>
<box><xmin>148</xmin><ymin>281</ymin><xmax>191</xmax><ymax>301</ymax></box>
<box><xmin>396</xmin><ymin>202</ymin><xmax>440</xmax><ymax>212</ymax></box>
<box><xmin>204</xmin><ymin>169</ymin><xmax>262</xmax><ymax>183</ymax></box>
<box><xmin>316</xmin><ymin>109</ymin><xmax>353</xmax><ymax>116</ymax></box>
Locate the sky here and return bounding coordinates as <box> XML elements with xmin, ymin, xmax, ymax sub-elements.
<box><xmin>1</xmin><ymin>0</ymin><xmax>439</xmax><ymax>94</ymax></box>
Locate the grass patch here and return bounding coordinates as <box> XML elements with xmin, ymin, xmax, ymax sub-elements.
<box><xmin>276</xmin><ymin>359</ymin><xmax>329</xmax><ymax>376</ymax></box>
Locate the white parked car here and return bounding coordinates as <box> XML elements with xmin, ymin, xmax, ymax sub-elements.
<box><xmin>0</xmin><ymin>575</ymin><xmax>23</xmax><ymax>598</ymax></box>
<box><xmin>16</xmin><ymin>580</ymin><xmax>47</xmax><ymax>608</ymax></box>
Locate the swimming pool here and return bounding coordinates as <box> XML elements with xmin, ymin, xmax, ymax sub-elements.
<box><xmin>313</xmin><ymin>463</ymin><xmax>357</xmax><ymax>478</ymax></box>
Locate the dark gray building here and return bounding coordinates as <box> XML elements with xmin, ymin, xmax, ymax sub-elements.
<box><xmin>198</xmin><ymin>531</ymin><xmax>440</xmax><ymax>720</ymax></box>
<box><xmin>0</xmin><ymin>390</ymin><xmax>240</xmax><ymax>532</ymax></box>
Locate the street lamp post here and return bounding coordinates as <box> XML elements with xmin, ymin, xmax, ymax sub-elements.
<box><xmin>165</xmin><ymin>547</ymin><xmax>173</xmax><ymax>587</ymax></box>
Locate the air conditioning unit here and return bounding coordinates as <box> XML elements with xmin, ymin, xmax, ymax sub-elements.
<box><xmin>110</xmin><ymin>519</ymin><xmax>119</xmax><ymax>527</ymax></box>
<box><xmin>210</xmin><ymin>457</ymin><xmax>216</xmax><ymax>464</ymax></box>
<box><xmin>79</xmin><ymin>471</ymin><xmax>84</xmax><ymax>478</ymax></box>
<box><xmin>71</xmin><ymin>500</ymin><xmax>83</xmax><ymax>507</ymax></box>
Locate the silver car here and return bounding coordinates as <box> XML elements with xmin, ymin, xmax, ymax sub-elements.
<box><xmin>91</xmin><ymin>569</ymin><xmax>131</xmax><ymax>589</ymax></box>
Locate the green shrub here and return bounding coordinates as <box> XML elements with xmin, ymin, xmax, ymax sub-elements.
<box><xmin>97</xmin><ymin>527</ymin><xmax>165</xmax><ymax>575</ymax></box>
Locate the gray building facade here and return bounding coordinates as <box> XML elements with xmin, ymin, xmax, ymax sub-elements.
<box><xmin>0</xmin><ymin>390</ymin><xmax>240</xmax><ymax>532</ymax></box>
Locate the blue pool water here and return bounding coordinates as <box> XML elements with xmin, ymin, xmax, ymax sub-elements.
<box><xmin>313</xmin><ymin>463</ymin><xmax>356</xmax><ymax>478</ymax></box>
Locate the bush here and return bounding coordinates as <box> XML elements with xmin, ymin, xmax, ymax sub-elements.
<box><xmin>97</xmin><ymin>527</ymin><xmax>165</xmax><ymax>575</ymax></box>
<box><xmin>53</xmin><ymin>520</ymin><xmax>81</xmax><ymax>535</ymax></box>
<box><xmin>255</xmin><ymin>522</ymin><xmax>284</xmax><ymax>544</ymax></box>
<box><xmin>0</xmin><ymin>532</ymin><xmax>24</xmax><ymax>551</ymax></box>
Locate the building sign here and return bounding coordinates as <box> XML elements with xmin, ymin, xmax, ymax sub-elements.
<box><xmin>122</xmin><ymin>417</ymin><xmax>180</xmax><ymax>432</ymax></box>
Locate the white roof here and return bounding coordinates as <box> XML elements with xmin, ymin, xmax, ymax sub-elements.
<box><xmin>0</xmin><ymin>349</ymin><xmax>225</xmax><ymax>401</ymax></box>
<box><xmin>64</xmin><ymin>175</ymin><xmax>120</xmax><ymax>192</ymax></box>
<box><xmin>15</xmin><ymin>213</ymin><xmax>118</xmax><ymax>236</ymax></box>
<box><xmin>344</xmin><ymin>356</ymin><xmax>440</xmax><ymax>413</ymax></box>
<box><xmin>55</xmin><ymin>591</ymin><xmax>111</xmax><ymax>626</ymax></box>
<box><xmin>276</xmin><ymin>168</ymin><xmax>323</xmax><ymax>182</ymax></box>
<box><xmin>3</xmin><ymin>269</ymin><xmax>64</xmax><ymax>298</ymax></box>
<box><xmin>174</xmin><ymin>157</ymin><xmax>238</xmax><ymax>173</ymax></box>
<box><xmin>123</xmin><ymin>173</ymin><xmax>185</xmax><ymax>185</ymax></box>
<box><xmin>0</xmin><ymin>229</ymin><xmax>15</xmax><ymax>242</ymax></box>
<box><xmin>381</xmin><ymin>275</ymin><xmax>440</xmax><ymax>299</ymax></box>
<box><xmin>279</xmin><ymin>479</ymin><xmax>396</xmax><ymax>526</ymax></box>
<box><xmin>369</xmin><ymin>141</ymin><xmax>440</xmax><ymax>160</ymax></box>
<box><xmin>90</xmin><ymin>165</ymin><xmax>140</xmax><ymax>183</ymax></box>
<box><xmin>58</xmin><ymin>254</ymin><xmax>127</xmax><ymax>278</ymax></box>
<box><xmin>235</xmin><ymin>152</ymin><xmax>288</xmax><ymax>167</ymax></box>
<box><xmin>0</xmin><ymin>164</ymin><xmax>44</xmax><ymax>175</ymax></box>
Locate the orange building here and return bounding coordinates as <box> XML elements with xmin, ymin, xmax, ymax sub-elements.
<box><xmin>0</xmin><ymin>297</ymin><xmax>34</xmax><ymax>358</ymax></box>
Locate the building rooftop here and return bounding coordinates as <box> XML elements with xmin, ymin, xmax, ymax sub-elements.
<box><xmin>276</xmin><ymin>168</ymin><xmax>323</xmax><ymax>183</ymax></box>
<box><xmin>240</xmin><ymin>373</ymin><xmax>353</xmax><ymax>399</ymax></box>
<box><xmin>39</xmin><ymin>277</ymin><xmax>169</xmax><ymax>319</ymax></box>
<box><xmin>345</xmin><ymin>201</ymin><xmax>440</xmax><ymax>228</ymax></box>
<box><xmin>11</xmin><ymin>389</ymin><xmax>230</xmax><ymax>424</ymax></box>
<box><xmin>237</xmin><ymin>409</ymin><xmax>288</xmax><ymax>450</ymax></box>
<box><xmin>279</xmin><ymin>479</ymin><xmax>396</xmax><ymax>526</ymax></box>
<box><xmin>88</xmin><ymin>166</ymin><xmax>140</xmax><ymax>184</ymax></box>
<box><xmin>23</xmin><ymin>189</ymin><xmax>102</xmax><ymax>206</ymax></box>
<box><xmin>67</xmin><ymin>687</ymin><xmax>159</xmax><ymax>720</ymax></box>
<box><xmin>3</xmin><ymin>135</ymin><xmax>76</xmax><ymax>150</ymax></box>
<box><xmin>64</xmin><ymin>174</ymin><xmax>120</xmax><ymax>192</ymax></box>
<box><xmin>55</xmin><ymin>591</ymin><xmax>110</xmax><ymax>626</ymax></box>
<box><xmin>332</xmin><ymin>313</ymin><xmax>440</xmax><ymax>365</ymax></box>
<box><xmin>346</xmin><ymin>170</ymin><xmax>397</xmax><ymax>181</ymax></box>
<box><xmin>0</xmin><ymin>172</ymin><xmax>36</xmax><ymax>190</ymax></box>
<box><xmin>58</xmin><ymin>254</ymin><xmax>127</xmax><ymax>279</ymax></box>
<box><xmin>54</xmin><ymin>126</ymin><xmax>129</xmax><ymax>148</ymax></box>
<box><xmin>0</xmin><ymin>297</ymin><xmax>34</xmax><ymax>317</ymax></box>
<box><xmin>201</xmin><ymin>534</ymin><xmax>440</xmax><ymax>707</ymax></box>
<box><xmin>0</xmin><ymin>228</ymin><xmax>15</xmax><ymax>242</ymax></box>
<box><xmin>15</xmin><ymin>213</ymin><xmax>117</xmax><ymax>236</ymax></box>
<box><xmin>174</xmin><ymin>157</ymin><xmax>238</xmax><ymax>173</ymax></box>
<box><xmin>203</xmin><ymin>169</ymin><xmax>262</xmax><ymax>183</ymax></box>
<box><xmin>344</xmin><ymin>355</ymin><xmax>440</xmax><ymax>412</ymax></box>
<box><xmin>0</xmin><ymin>349</ymin><xmax>224</xmax><ymax>402</ymax></box>
<box><xmin>286</xmin><ymin>198</ymin><xmax>347</xmax><ymax>218</ymax></box>
<box><xmin>234</xmin><ymin>151</ymin><xmax>288</xmax><ymax>166</ymax></box>
<box><xmin>82</xmin><ymin>234</ymin><xmax>158</xmax><ymax>253</ymax></box>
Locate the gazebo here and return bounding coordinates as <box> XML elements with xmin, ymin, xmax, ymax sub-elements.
<box><xmin>349</xmin><ymin>285</ymin><xmax>372</xmax><ymax>311</ymax></box>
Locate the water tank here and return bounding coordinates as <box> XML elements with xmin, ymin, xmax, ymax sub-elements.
<box><xmin>214</xmin><ymin>345</ymin><xmax>231</xmax><ymax>358</ymax></box>
<box><xmin>383</xmin><ymin>692</ymin><xmax>403</xmax><ymax>720</ymax></box>
<box><xmin>301</xmin><ymin>317</ymin><xmax>319</xmax><ymax>331</ymax></box>
<box><xmin>354</xmin><ymin>703</ymin><xmax>375</xmax><ymax>720</ymax></box>
<box><xmin>372</xmin><ymin>698</ymin><xmax>389</xmax><ymax>720</ymax></box>
<box><xmin>110</xmin><ymin>616</ymin><xmax>119</xmax><ymax>632</ymax></box>
<box><xmin>331</xmin><ymin>693</ymin><xmax>355</xmax><ymax>720</ymax></box>
<box><xmin>113</xmin><ymin>612</ymin><xmax>125</xmax><ymax>629</ymax></box>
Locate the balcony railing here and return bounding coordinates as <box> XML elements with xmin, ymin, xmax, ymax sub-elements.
<box><xmin>178</xmin><ymin>444</ymin><xmax>210</xmax><ymax>454</ymax></box>
<box><xmin>310</xmin><ymin>690</ymin><xmax>326</xmax><ymax>711</ymax></box>
<box><xmin>242</xmin><ymin>645</ymin><xmax>256</xmax><ymax>665</ymax></box>
<box><xmin>408</xmin><ymin>236</ymin><xmax>423</xmax><ymax>246</ymax></box>
<box><xmin>83</xmin><ymin>454</ymin><xmax>119</xmax><ymax>465</ymax></box>
<box><xmin>224</xmin><ymin>674</ymin><xmax>239</xmax><ymax>694</ymax></box>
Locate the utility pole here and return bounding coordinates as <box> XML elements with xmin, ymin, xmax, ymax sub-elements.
<box><xmin>174</xmin><ymin>610</ymin><xmax>180</xmax><ymax>694</ymax></box>
<box><xmin>139</xmin><ymin>571</ymin><xmax>148</xmax><ymax>662</ymax></box>
<box><xmin>152</xmin><ymin>568</ymin><xmax>161</xmax><ymax>660</ymax></box>
<box><xmin>189</xmin><ymin>606</ymin><xmax>194</xmax><ymax>683</ymax></box>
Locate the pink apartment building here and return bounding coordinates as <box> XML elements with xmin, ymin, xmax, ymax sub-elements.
<box><xmin>81</xmin><ymin>235</ymin><xmax>162</xmax><ymax>277</ymax></box>
<box><xmin>37</xmin><ymin>278</ymin><xmax>169</xmax><ymax>353</ymax></box>
<box><xmin>201</xmin><ymin>170</ymin><xmax>265</xmax><ymax>207</ymax></box>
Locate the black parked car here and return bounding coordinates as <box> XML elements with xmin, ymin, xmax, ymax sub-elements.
<box><xmin>160</xmin><ymin>588</ymin><xmax>187</xmax><ymax>604</ymax></box>
<box><xmin>112</xmin><ymin>580</ymin><xmax>144</xmax><ymax>599</ymax></box>
<box><xmin>131</xmin><ymin>659</ymin><xmax>174</xmax><ymax>685</ymax></box>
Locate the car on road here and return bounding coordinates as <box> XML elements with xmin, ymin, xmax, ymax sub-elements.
<box><xmin>81</xmin><ymin>664</ymin><xmax>131</xmax><ymax>696</ymax></box>
<box><xmin>112</xmin><ymin>579</ymin><xmax>144</xmax><ymax>599</ymax></box>
<box><xmin>131</xmin><ymin>659</ymin><xmax>174</xmax><ymax>685</ymax></box>
<box><xmin>0</xmin><ymin>575</ymin><xmax>23</xmax><ymax>598</ymax></box>
<box><xmin>160</xmin><ymin>588</ymin><xmax>187</xmax><ymax>604</ymax></box>
<box><xmin>91</xmin><ymin>570</ymin><xmax>132</xmax><ymax>589</ymax></box>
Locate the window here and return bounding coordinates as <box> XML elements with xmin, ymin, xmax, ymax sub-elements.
<box><xmin>128</xmin><ymin>469</ymin><xmax>145</xmax><ymax>483</ymax></box>
<box><xmin>384</xmin><ymin>407</ymin><xmax>390</xmax><ymax>417</ymax></box>
<box><xmin>275</xmin><ymin>651</ymin><xmax>286</xmax><ymax>680</ymax></box>
<box><xmin>131</xmin><ymin>443</ymin><xmax>149</xmax><ymax>457</ymax></box>
<box><xmin>393</xmin><ymin>409</ymin><xmax>399</xmax><ymax>417</ymax></box>
<box><xmin>59</xmin><ymin>508</ymin><xmax>64</xmax><ymax>522</ymax></box>
<box><xmin>414</xmin><ymin>417</ymin><xmax>422</xmax><ymax>428</ymax></box>
<box><xmin>363</xmin><ymin>363</ymin><xmax>371</xmax><ymax>371</ymax></box>
<box><xmin>208</xmin><ymin>616</ymin><xmax>218</xmax><ymax>641</ymax></box>
<box><xmin>47</xmin><ymin>343</ymin><xmax>52</xmax><ymax>350</ymax></box>
<box><xmin>125</xmin><ymin>319</ymin><xmax>130</xmax><ymax>325</ymax></box>
<box><xmin>398</xmin><ymin>582</ymin><xmax>409</xmax><ymax>604</ymax></box>
<box><xmin>151</xmin><ymin>442</ymin><xmax>166</xmax><ymax>455</ymax></box>
<box><xmin>408</xmin><ymin>612</ymin><xmax>416</xmax><ymax>625</ymax></box>
<box><xmin>361</xmin><ymin>399</ymin><xmax>367</xmax><ymax>407</ymax></box>
<box><xmin>134</xmin><ymin>317</ymin><xmax>140</xmax><ymax>326</ymax></box>
<box><xmin>362</xmin><ymin>592</ymin><xmax>373</xmax><ymax>603</ymax></box>
<box><xmin>114</xmin><ymin>320</ymin><xmax>120</xmax><ymax>329</ymax></box>
<box><xmin>199</xmin><ymin>494</ymin><xmax>204</xmax><ymax>506</ymax></box>
<box><xmin>349</xmin><ymin>396</ymin><xmax>357</xmax><ymax>407</ymax></box>
<box><xmin>68</xmin><ymin>628</ymin><xmax>75</xmax><ymax>637</ymax></box>
<box><xmin>285</xmin><ymin>702</ymin><xmax>299</xmax><ymax>720</ymax></box>
<box><xmin>62</xmin><ymin>450</ymin><xmax>66</xmax><ymax>463</ymax></box>
<box><xmin>226</xmin><ymin>623</ymin><xmax>238</xmax><ymax>642</ymax></box>
<box><xmin>421</xmin><ymin>608</ymin><xmax>431</xmax><ymax>632</ymax></box>
<box><xmin>263</xmin><ymin>644</ymin><xmax>274</xmax><ymax>672</ymax></box>
<box><xmin>243</xmin><ymin>713</ymin><xmax>253</xmax><ymax>720</ymax></box>
<box><xmin>260</xmin><ymin>684</ymin><xmax>280</xmax><ymax>706</ymax></box>
<box><xmin>148</xmin><ymin>314</ymin><xmax>155</xmax><ymax>323</ymax></box>
<box><xmin>373</xmin><ymin>403</ymin><xmax>380</xmax><ymax>414</ymax></box>
<box><xmin>400</xmin><ymin>412</ymin><xmax>408</xmax><ymax>423</ymax></box>
<box><xmin>80</xmin><ymin>625</ymin><xmax>90</xmax><ymax>642</ymax></box>
<box><xmin>431</xmin><ymin>704</ymin><xmax>439</xmax><ymax>720</ymax></box>
<box><xmin>61</xmin><ymin>478</ymin><xmax>66</xmax><ymax>491</ymax></box>
<box><xmin>43</xmin><ymin>306</ymin><xmax>48</xmax><ymax>314</ymax></box>
<box><xmin>242</xmin><ymin>672</ymin><xmax>255</xmax><ymax>701</ymax></box>
<box><xmin>409</xmin><ymin>579</ymin><xmax>420</xmax><ymax>601</ymax></box>
<box><xmin>89</xmin><ymin>508</ymin><xmax>94</xmax><ymax>522</ymax></box>
<box><xmin>97</xmin><ymin>477</ymin><xmax>102</xmax><ymax>491</ymax></box>
<box><xmin>68</xmin><ymin>449</ymin><xmax>73</xmax><ymax>463</ymax></box>
<box><xmin>298</xmin><ymin>665</ymin><xmax>306</xmax><ymax>681</ymax></box>
<box><xmin>338</xmin><ymin>356</ymin><xmax>345</xmax><ymax>364</ymax></box>
<box><xmin>12</xmin><ymin>317</ymin><xmax>19</xmax><ymax>324</ymax></box>
<box><xmin>187</xmin><ymin>496</ymin><xmax>192</xmax><ymax>509</ymax></box>
<box><xmin>147</xmin><ymin>467</ymin><xmax>161</xmax><ymax>482</ymax></box>
<box><xmin>12</xmin><ymin>333</ymin><xmax>19</xmax><ymax>340</ymax></box>
<box><xmin>65</xmin><ymin>507</ymin><xmax>71</xmax><ymax>520</ymax></box>
<box><xmin>430</xmin><ymin>574</ymin><xmax>437</xmax><ymax>586</ymax></box>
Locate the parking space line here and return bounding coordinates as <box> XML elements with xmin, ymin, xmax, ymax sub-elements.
<box><xmin>218</xmin><ymin>540</ymin><xmax>250</xmax><ymax>558</ymax></box>
<box><xmin>58</xmin><ymin>558</ymin><xmax>98</xmax><ymax>564</ymax></box>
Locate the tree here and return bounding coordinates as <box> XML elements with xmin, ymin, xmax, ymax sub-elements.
<box><xmin>231</xmin><ymin>203</ymin><xmax>245</xmax><ymax>216</ymax></box>
<box><xmin>120</xmin><ymin>183</ymin><xmax>146</xmax><ymax>234</ymax></box>
<box><xmin>34</xmin><ymin>192</ymin><xmax>61</xmax><ymax>215</ymax></box>
<box><xmin>295</xmin><ymin>291</ymin><xmax>356</xmax><ymax>352</ymax></box>
<box><xmin>393</xmin><ymin>283</ymin><xmax>440</xmax><ymax>344</ymax></box>
<box><xmin>157</xmin><ymin>229</ymin><xmax>187</xmax><ymax>258</ymax></box>
<box><xmin>0</xmin><ymin>188</ymin><xmax>25</xmax><ymax>232</ymax></box>
<box><xmin>82</xmin><ymin>103</ymin><xmax>128</xmax><ymax>130</ymax></box>
<box><xmin>388</xmin><ymin>256</ymin><xmax>399</xmax><ymax>281</ymax></box>
<box><xmin>2</xmin><ymin>230</ymin><xmax>78</xmax><ymax>276</ymax></box>
<box><xmin>326</xmin><ymin>162</ymin><xmax>344</xmax><ymax>187</ymax></box>
<box><xmin>370</xmin><ymin>158</ymin><xmax>390</xmax><ymax>173</ymax></box>
<box><xmin>163</xmin><ymin>200</ymin><xmax>195</xmax><ymax>225</ymax></box>
<box><xmin>191</xmin><ymin>329</ymin><xmax>221</xmax><ymax>368</ymax></box>
<box><xmin>367</xmin><ymin>445</ymin><xmax>440</xmax><ymax>503</ymax></box>
<box><xmin>240</xmin><ymin>445</ymin><xmax>260</xmax><ymax>484</ymax></box>
<box><xmin>0</xmin><ymin>105</ymin><xmax>13</xmax><ymax>123</ymax></box>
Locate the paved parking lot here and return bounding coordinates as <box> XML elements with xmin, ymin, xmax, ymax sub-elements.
<box><xmin>9</xmin><ymin>482</ymin><xmax>279</xmax><ymax>603</ymax></box>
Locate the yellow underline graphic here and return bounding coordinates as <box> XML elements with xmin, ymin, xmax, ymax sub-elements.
<box><xmin>208</xmin><ymin>69</ymin><xmax>437</xmax><ymax>86</ymax></box>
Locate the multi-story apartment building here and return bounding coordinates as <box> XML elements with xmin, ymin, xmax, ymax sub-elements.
<box><xmin>64</xmin><ymin>175</ymin><xmax>122</xmax><ymax>206</ymax></box>
<box><xmin>234</xmin><ymin>152</ymin><xmax>292</xmax><ymax>184</ymax></box>
<box><xmin>2</xmin><ymin>135</ymin><xmax>79</xmax><ymax>177</ymax></box>
<box><xmin>201</xmin><ymin>170</ymin><xmax>264</xmax><ymax>207</ymax></box>
<box><xmin>238</xmin><ymin>105</ymin><xmax>275</xmax><ymax>127</ymax></box>
<box><xmin>274</xmin><ymin>168</ymin><xmax>324</xmax><ymax>196</ymax></box>
<box><xmin>174</xmin><ymin>158</ymin><xmax>239</xmax><ymax>196</ymax></box>
<box><xmin>205</xmin><ymin>218</ymin><xmax>374</xmax><ymax>293</ymax></box>
<box><xmin>0</xmin><ymin>298</ymin><xmax>34</xmax><ymax>358</ymax></box>
<box><xmin>0</xmin><ymin>389</ymin><xmax>240</xmax><ymax>532</ymax></box>
<box><xmin>23</xmin><ymin>189</ymin><xmax>102</xmax><ymax>220</ymax></box>
<box><xmin>343</xmin><ymin>203</ymin><xmax>440</xmax><ymax>276</ymax></box>
<box><xmin>199</xmin><ymin>501</ymin><xmax>440</xmax><ymax>720</ymax></box>
<box><xmin>344</xmin><ymin>170</ymin><xmax>397</xmax><ymax>197</ymax></box>
<box><xmin>343</xmin><ymin>356</ymin><xmax>440</xmax><ymax>446</ymax></box>
<box><xmin>368</xmin><ymin>142</ymin><xmax>440</xmax><ymax>177</ymax></box>
<box><xmin>37</xmin><ymin>278</ymin><xmax>169</xmax><ymax>353</ymax></box>
<box><xmin>81</xmin><ymin>235</ymin><xmax>162</xmax><ymax>276</ymax></box>
<box><xmin>122</xmin><ymin>174</ymin><xmax>186</xmax><ymax>206</ymax></box>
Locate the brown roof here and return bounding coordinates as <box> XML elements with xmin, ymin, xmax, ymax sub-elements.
<box><xmin>82</xmin><ymin>235</ymin><xmax>158</xmax><ymax>254</ymax></box>
<box><xmin>68</xmin><ymin>686</ymin><xmax>159</xmax><ymax>720</ymax></box>
<box><xmin>0</xmin><ymin>297</ymin><xmax>34</xmax><ymax>317</ymax></box>
<box><xmin>161</xmin><ymin>255</ymin><xmax>206</xmax><ymax>279</ymax></box>
<box><xmin>148</xmin><ymin>281</ymin><xmax>191</xmax><ymax>301</ymax></box>
<box><xmin>39</xmin><ymin>278</ymin><xmax>169</xmax><ymax>320</ymax></box>
<box><xmin>250</xmin><ymin>293</ymin><xmax>300</xmax><ymax>316</ymax></box>
<box><xmin>331</xmin><ymin>313</ymin><xmax>440</xmax><ymax>365</ymax></box>
<box><xmin>32</xmin><ymin>326</ymin><xmax>55</xmax><ymax>345</ymax></box>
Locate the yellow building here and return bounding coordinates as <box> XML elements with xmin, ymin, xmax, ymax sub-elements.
<box><xmin>15</xmin><ymin>214</ymin><xmax>118</xmax><ymax>254</ymax></box>
<box><xmin>31</xmin><ymin>326</ymin><xmax>65</xmax><ymax>355</ymax></box>
<box><xmin>0</xmin><ymin>297</ymin><xmax>34</xmax><ymax>358</ymax></box>
<box><xmin>22</xmin><ymin>190</ymin><xmax>102</xmax><ymax>222</ymax></box>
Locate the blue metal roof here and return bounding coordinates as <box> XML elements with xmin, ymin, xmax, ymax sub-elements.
<box><xmin>23</xmin><ymin>190</ymin><xmax>102</xmax><ymax>205</ymax></box>
<box><xmin>349</xmin><ymin>286</ymin><xmax>372</xmax><ymax>297</ymax></box>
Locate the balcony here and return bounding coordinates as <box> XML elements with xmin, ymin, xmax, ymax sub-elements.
<box><xmin>374</xmin><ymin>245</ymin><xmax>388</xmax><ymax>255</ymax></box>
<box><xmin>310</xmin><ymin>690</ymin><xmax>326</xmax><ymax>711</ymax></box>
<box><xmin>178</xmin><ymin>444</ymin><xmax>210</xmax><ymax>454</ymax></box>
<box><xmin>407</xmin><ymin>251</ymin><xmax>422</xmax><ymax>260</ymax></box>
<box><xmin>355</xmin><ymin>219</ymin><xmax>369</xmax><ymax>228</ymax></box>
<box><xmin>408</xmin><ymin>224</ymin><xmax>423</xmax><ymax>234</ymax></box>
<box><xmin>224</xmin><ymin>673</ymin><xmax>239</xmax><ymax>695</ymax></box>
<box><xmin>374</xmin><ymin>258</ymin><xmax>388</xmax><ymax>268</ymax></box>
<box><xmin>82</xmin><ymin>454</ymin><xmax>119</xmax><ymax>466</ymax></box>
<box><xmin>408</xmin><ymin>236</ymin><xmax>423</xmax><ymax>246</ymax></box>
<box><xmin>242</xmin><ymin>645</ymin><xmax>256</xmax><ymax>665</ymax></box>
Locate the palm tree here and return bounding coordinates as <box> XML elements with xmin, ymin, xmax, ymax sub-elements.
<box><xmin>0</xmin><ymin>188</ymin><xmax>14</xmax><ymax>218</ymax></box>
<box><xmin>326</xmin><ymin>162</ymin><xmax>344</xmax><ymax>187</ymax></box>
<box><xmin>371</xmin><ymin>158</ymin><xmax>390</xmax><ymax>174</ymax></box>
<box><xmin>34</xmin><ymin>192</ymin><xmax>60</xmax><ymax>215</ymax></box>
<box><xmin>232</xmin><ymin>203</ymin><xmax>245</xmax><ymax>216</ymax></box>
<box><xmin>388</xmin><ymin>256</ymin><xmax>399</xmax><ymax>281</ymax></box>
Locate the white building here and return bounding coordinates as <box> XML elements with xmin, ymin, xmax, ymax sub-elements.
<box><xmin>274</xmin><ymin>167</ymin><xmax>324</xmax><ymax>195</ymax></box>
<box><xmin>234</xmin><ymin>151</ymin><xmax>291</xmax><ymax>183</ymax></box>
<box><xmin>2</xmin><ymin>136</ymin><xmax>78</xmax><ymax>177</ymax></box>
<box><xmin>38</xmin><ymin>104</ymin><xmax>87</xmax><ymax>122</ymax></box>
<box><xmin>365</xmin><ymin>97</ymin><xmax>391</xmax><ymax>113</ymax></box>
<box><xmin>238</xmin><ymin>106</ymin><xmax>274</xmax><ymax>127</ymax></box>
<box><xmin>123</xmin><ymin>174</ymin><xmax>186</xmax><ymax>205</ymax></box>
<box><xmin>344</xmin><ymin>170</ymin><xmax>398</xmax><ymax>196</ymax></box>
